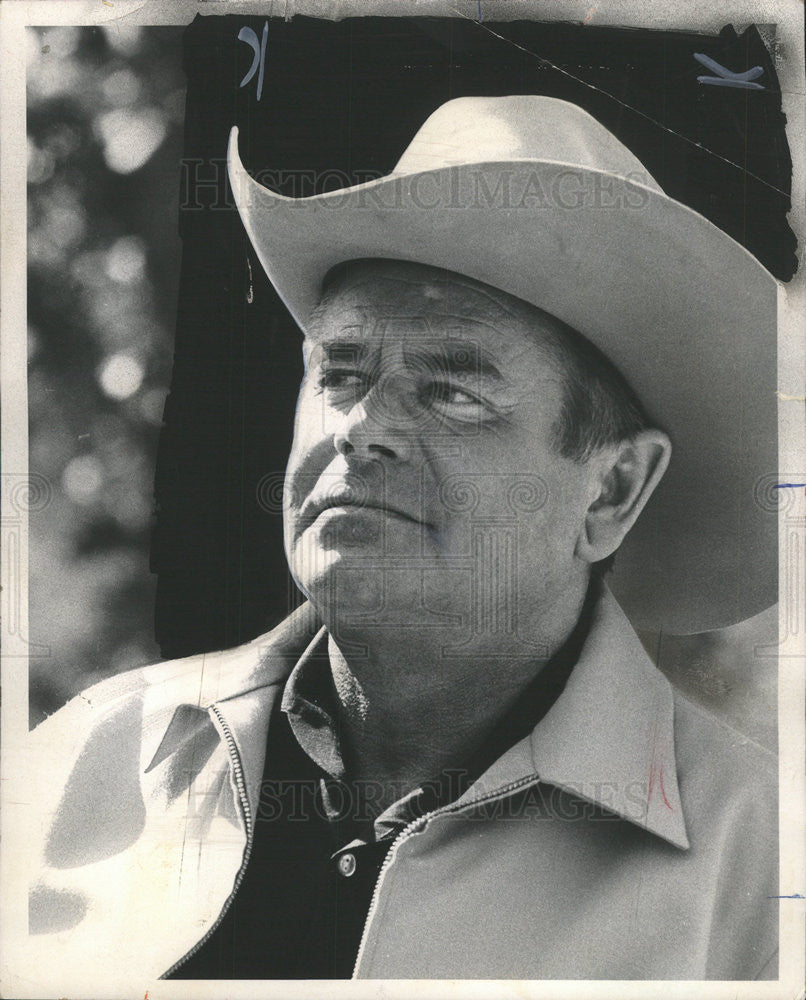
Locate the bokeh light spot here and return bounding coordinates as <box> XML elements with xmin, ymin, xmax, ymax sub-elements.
<box><xmin>102</xmin><ymin>68</ymin><xmax>142</xmax><ymax>107</ymax></box>
<box><xmin>98</xmin><ymin>353</ymin><xmax>144</xmax><ymax>400</ymax></box>
<box><xmin>95</xmin><ymin>108</ymin><xmax>167</xmax><ymax>175</ymax></box>
<box><xmin>43</xmin><ymin>27</ymin><xmax>81</xmax><ymax>59</ymax></box>
<box><xmin>105</xmin><ymin>236</ymin><xmax>147</xmax><ymax>284</ymax></box>
<box><xmin>45</xmin><ymin>124</ymin><xmax>81</xmax><ymax>160</ymax></box>
<box><xmin>26</xmin><ymin>28</ymin><xmax>83</xmax><ymax>103</ymax></box>
<box><xmin>62</xmin><ymin>455</ymin><xmax>104</xmax><ymax>504</ymax></box>
<box><xmin>101</xmin><ymin>25</ymin><xmax>144</xmax><ymax>56</ymax></box>
<box><xmin>28</xmin><ymin>324</ymin><xmax>41</xmax><ymax>363</ymax></box>
<box><xmin>28</xmin><ymin>138</ymin><xmax>55</xmax><ymax>185</ymax></box>
<box><xmin>49</xmin><ymin>203</ymin><xmax>87</xmax><ymax>247</ymax></box>
<box><xmin>110</xmin><ymin>490</ymin><xmax>152</xmax><ymax>532</ymax></box>
<box><xmin>26</xmin><ymin>28</ymin><xmax>43</xmax><ymax>66</ymax></box>
<box><xmin>29</xmin><ymin>187</ymin><xmax>88</xmax><ymax>266</ymax></box>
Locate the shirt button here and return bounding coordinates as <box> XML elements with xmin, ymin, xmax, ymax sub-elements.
<box><xmin>337</xmin><ymin>852</ymin><xmax>357</xmax><ymax>878</ymax></box>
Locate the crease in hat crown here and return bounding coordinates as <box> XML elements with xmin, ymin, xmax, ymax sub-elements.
<box><xmin>390</xmin><ymin>96</ymin><xmax>662</xmax><ymax>190</ymax></box>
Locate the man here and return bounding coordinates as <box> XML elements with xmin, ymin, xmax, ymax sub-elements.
<box><xmin>24</xmin><ymin>97</ymin><xmax>778</xmax><ymax>987</ymax></box>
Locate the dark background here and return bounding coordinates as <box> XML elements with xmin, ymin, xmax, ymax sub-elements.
<box><xmin>28</xmin><ymin>15</ymin><xmax>794</xmax><ymax>732</ymax></box>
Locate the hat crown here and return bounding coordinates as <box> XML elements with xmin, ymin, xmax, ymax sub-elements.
<box><xmin>394</xmin><ymin>95</ymin><xmax>662</xmax><ymax>191</ymax></box>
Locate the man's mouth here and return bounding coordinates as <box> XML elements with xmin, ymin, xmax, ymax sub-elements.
<box><xmin>298</xmin><ymin>489</ymin><xmax>428</xmax><ymax>533</ymax></box>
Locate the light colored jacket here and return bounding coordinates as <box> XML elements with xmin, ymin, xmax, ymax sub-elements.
<box><xmin>22</xmin><ymin>589</ymin><xmax>777</xmax><ymax>991</ymax></box>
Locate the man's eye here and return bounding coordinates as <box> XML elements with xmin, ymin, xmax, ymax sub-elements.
<box><xmin>315</xmin><ymin>369</ymin><xmax>366</xmax><ymax>394</ymax></box>
<box><xmin>431</xmin><ymin>382</ymin><xmax>482</xmax><ymax>407</ymax></box>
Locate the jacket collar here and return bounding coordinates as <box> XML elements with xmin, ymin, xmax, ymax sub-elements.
<box><xmin>144</xmin><ymin>603</ymin><xmax>322</xmax><ymax>821</ymax></box>
<box><xmin>147</xmin><ymin>586</ymin><xmax>688</xmax><ymax>849</ymax></box>
<box><xmin>453</xmin><ymin>586</ymin><xmax>689</xmax><ymax>848</ymax></box>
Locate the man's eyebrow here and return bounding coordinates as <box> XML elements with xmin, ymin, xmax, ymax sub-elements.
<box><xmin>305</xmin><ymin>337</ymin><xmax>509</xmax><ymax>382</ymax></box>
<box><xmin>407</xmin><ymin>343</ymin><xmax>507</xmax><ymax>382</ymax></box>
<box><xmin>309</xmin><ymin>341</ymin><xmax>369</xmax><ymax>363</ymax></box>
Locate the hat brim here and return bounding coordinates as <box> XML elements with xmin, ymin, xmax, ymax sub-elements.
<box><xmin>228</xmin><ymin>128</ymin><xmax>777</xmax><ymax>634</ymax></box>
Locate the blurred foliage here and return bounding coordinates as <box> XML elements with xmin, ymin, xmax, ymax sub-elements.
<box><xmin>27</xmin><ymin>25</ymin><xmax>185</xmax><ymax>726</ymax></box>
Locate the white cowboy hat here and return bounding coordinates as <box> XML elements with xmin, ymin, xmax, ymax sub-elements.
<box><xmin>227</xmin><ymin>95</ymin><xmax>777</xmax><ymax>634</ymax></box>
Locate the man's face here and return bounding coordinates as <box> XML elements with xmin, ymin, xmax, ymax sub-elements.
<box><xmin>283</xmin><ymin>260</ymin><xmax>596</xmax><ymax>648</ymax></box>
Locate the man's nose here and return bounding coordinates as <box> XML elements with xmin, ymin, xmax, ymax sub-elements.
<box><xmin>332</xmin><ymin>375</ymin><xmax>419</xmax><ymax>461</ymax></box>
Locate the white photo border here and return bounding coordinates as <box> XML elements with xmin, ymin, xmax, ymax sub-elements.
<box><xmin>2</xmin><ymin>2</ymin><xmax>803</xmax><ymax>998</ymax></box>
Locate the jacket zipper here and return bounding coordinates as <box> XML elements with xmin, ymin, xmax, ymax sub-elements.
<box><xmin>351</xmin><ymin>772</ymin><xmax>542</xmax><ymax>978</ymax></box>
<box><xmin>159</xmin><ymin>704</ymin><xmax>255</xmax><ymax>979</ymax></box>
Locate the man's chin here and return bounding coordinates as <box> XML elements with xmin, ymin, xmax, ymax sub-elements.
<box><xmin>288</xmin><ymin>534</ymin><xmax>382</xmax><ymax>610</ymax></box>
<box><xmin>289</xmin><ymin>541</ymin><xmax>468</xmax><ymax>628</ymax></box>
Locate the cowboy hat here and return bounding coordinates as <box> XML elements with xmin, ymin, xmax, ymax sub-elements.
<box><xmin>227</xmin><ymin>95</ymin><xmax>777</xmax><ymax>634</ymax></box>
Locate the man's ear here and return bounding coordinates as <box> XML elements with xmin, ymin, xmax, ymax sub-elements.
<box><xmin>575</xmin><ymin>430</ymin><xmax>671</xmax><ymax>565</ymax></box>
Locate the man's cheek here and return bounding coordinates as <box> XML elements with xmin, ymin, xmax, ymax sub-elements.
<box><xmin>293</xmin><ymin>395</ymin><xmax>321</xmax><ymax>443</ymax></box>
<box><xmin>287</xmin><ymin>404</ymin><xmax>331</xmax><ymax>477</ymax></box>
<box><xmin>296</xmin><ymin>392</ymin><xmax>348</xmax><ymax>453</ymax></box>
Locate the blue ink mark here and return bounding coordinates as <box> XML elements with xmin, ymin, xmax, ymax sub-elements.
<box><xmin>698</xmin><ymin>77</ymin><xmax>765</xmax><ymax>90</ymax></box>
<box><xmin>767</xmin><ymin>893</ymin><xmax>805</xmax><ymax>898</ymax></box>
<box><xmin>694</xmin><ymin>53</ymin><xmax>764</xmax><ymax>91</ymax></box>
<box><xmin>773</xmin><ymin>484</ymin><xmax>806</xmax><ymax>489</ymax></box>
<box><xmin>238</xmin><ymin>21</ymin><xmax>269</xmax><ymax>102</ymax></box>
<box><xmin>477</xmin><ymin>1</ymin><xmax>482</xmax><ymax>22</ymax></box>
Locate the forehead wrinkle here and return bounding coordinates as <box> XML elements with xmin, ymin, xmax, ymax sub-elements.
<box><xmin>425</xmin><ymin>273</ymin><xmax>525</xmax><ymax>325</ymax></box>
<box><xmin>309</xmin><ymin>312</ymin><xmax>542</xmax><ymax>390</ymax></box>
<box><xmin>308</xmin><ymin>262</ymin><xmax>573</xmax><ymax>386</ymax></box>
<box><xmin>305</xmin><ymin>297</ymin><xmax>370</xmax><ymax>344</ymax></box>
<box><xmin>311</xmin><ymin>290</ymin><xmax>547</xmax><ymax>352</ymax></box>
<box><xmin>317</xmin><ymin>262</ymin><xmax>528</xmax><ymax>325</ymax></box>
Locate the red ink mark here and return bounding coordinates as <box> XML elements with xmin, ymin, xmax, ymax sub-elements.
<box><xmin>647</xmin><ymin>763</ymin><xmax>656</xmax><ymax>806</ymax></box>
<box><xmin>659</xmin><ymin>763</ymin><xmax>673</xmax><ymax>811</ymax></box>
<box><xmin>144</xmin><ymin>992</ymin><xmax>148</xmax><ymax>1000</ymax></box>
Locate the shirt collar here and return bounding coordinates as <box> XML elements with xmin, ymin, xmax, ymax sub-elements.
<box><xmin>280</xmin><ymin>629</ymin><xmax>345</xmax><ymax>778</ymax></box>
<box><xmin>148</xmin><ymin>585</ymin><xmax>688</xmax><ymax>850</ymax></box>
<box><xmin>281</xmin><ymin>633</ymin><xmax>490</xmax><ymax>845</ymax></box>
<box><xmin>277</xmin><ymin>583</ymin><xmax>689</xmax><ymax>849</ymax></box>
